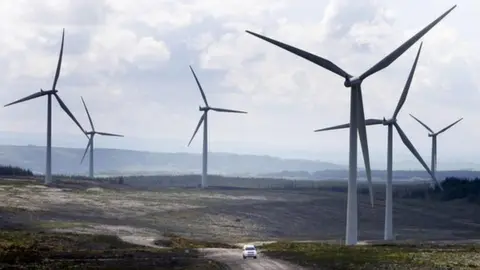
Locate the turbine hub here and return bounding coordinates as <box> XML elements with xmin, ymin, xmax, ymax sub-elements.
<box><xmin>382</xmin><ymin>118</ymin><xmax>396</xmax><ymax>125</ymax></box>
<box><xmin>199</xmin><ymin>106</ymin><xmax>209</xmax><ymax>111</ymax></box>
<box><xmin>428</xmin><ymin>133</ymin><xmax>434</xmax><ymax>137</ymax></box>
<box><xmin>344</xmin><ymin>76</ymin><xmax>361</xmax><ymax>88</ymax></box>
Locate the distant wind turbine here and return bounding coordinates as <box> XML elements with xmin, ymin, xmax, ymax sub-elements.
<box><xmin>245</xmin><ymin>5</ymin><xmax>456</xmax><ymax>245</ymax></box>
<box><xmin>80</xmin><ymin>97</ymin><xmax>124</xmax><ymax>178</ymax></box>
<box><xmin>410</xmin><ymin>114</ymin><xmax>463</xmax><ymax>180</ymax></box>
<box><xmin>315</xmin><ymin>43</ymin><xmax>439</xmax><ymax>241</ymax></box>
<box><xmin>187</xmin><ymin>65</ymin><xmax>247</xmax><ymax>188</ymax></box>
<box><xmin>4</xmin><ymin>28</ymin><xmax>86</xmax><ymax>185</ymax></box>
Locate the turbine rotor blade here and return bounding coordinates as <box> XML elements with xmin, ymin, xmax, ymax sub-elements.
<box><xmin>210</xmin><ymin>107</ymin><xmax>247</xmax><ymax>114</ymax></box>
<box><xmin>393</xmin><ymin>122</ymin><xmax>442</xmax><ymax>190</ymax></box>
<box><xmin>54</xmin><ymin>93</ymin><xmax>86</xmax><ymax>134</ymax></box>
<box><xmin>359</xmin><ymin>5</ymin><xmax>456</xmax><ymax>81</ymax></box>
<box><xmin>81</xmin><ymin>96</ymin><xmax>95</xmax><ymax>131</ymax></box>
<box><xmin>392</xmin><ymin>42</ymin><xmax>423</xmax><ymax>119</ymax></box>
<box><xmin>435</xmin><ymin>118</ymin><xmax>463</xmax><ymax>135</ymax></box>
<box><xmin>356</xmin><ymin>86</ymin><xmax>374</xmax><ymax>207</ymax></box>
<box><xmin>188</xmin><ymin>113</ymin><xmax>206</xmax><ymax>146</ymax></box>
<box><xmin>4</xmin><ymin>91</ymin><xmax>47</xmax><ymax>107</ymax></box>
<box><xmin>189</xmin><ymin>66</ymin><xmax>209</xmax><ymax>107</ymax></box>
<box><xmin>314</xmin><ymin>119</ymin><xmax>383</xmax><ymax>132</ymax></box>
<box><xmin>52</xmin><ymin>28</ymin><xmax>65</xmax><ymax>91</ymax></box>
<box><xmin>81</xmin><ymin>137</ymin><xmax>92</xmax><ymax>164</ymax></box>
<box><xmin>245</xmin><ymin>30</ymin><xmax>351</xmax><ymax>79</ymax></box>
<box><xmin>410</xmin><ymin>114</ymin><xmax>434</xmax><ymax>133</ymax></box>
<box><xmin>96</xmin><ymin>132</ymin><xmax>124</xmax><ymax>137</ymax></box>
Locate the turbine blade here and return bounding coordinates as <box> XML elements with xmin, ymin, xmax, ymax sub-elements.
<box><xmin>52</xmin><ymin>28</ymin><xmax>65</xmax><ymax>91</ymax></box>
<box><xmin>357</xmin><ymin>87</ymin><xmax>374</xmax><ymax>207</ymax></box>
<box><xmin>96</xmin><ymin>132</ymin><xmax>124</xmax><ymax>137</ymax></box>
<box><xmin>359</xmin><ymin>5</ymin><xmax>456</xmax><ymax>81</ymax></box>
<box><xmin>81</xmin><ymin>96</ymin><xmax>95</xmax><ymax>131</ymax></box>
<box><xmin>245</xmin><ymin>30</ymin><xmax>351</xmax><ymax>79</ymax></box>
<box><xmin>189</xmin><ymin>65</ymin><xmax>209</xmax><ymax>107</ymax></box>
<box><xmin>4</xmin><ymin>91</ymin><xmax>47</xmax><ymax>107</ymax></box>
<box><xmin>409</xmin><ymin>114</ymin><xmax>434</xmax><ymax>133</ymax></box>
<box><xmin>314</xmin><ymin>119</ymin><xmax>383</xmax><ymax>132</ymax></box>
<box><xmin>392</xmin><ymin>42</ymin><xmax>423</xmax><ymax>119</ymax></box>
<box><xmin>393</xmin><ymin>122</ymin><xmax>442</xmax><ymax>190</ymax></box>
<box><xmin>54</xmin><ymin>93</ymin><xmax>86</xmax><ymax>134</ymax></box>
<box><xmin>436</xmin><ymin>118</ymin><xmax>463</xmax><ymax>135</ymax></box>
<box><xmin>188</xmin><ymin>113</ymin><xmax>205</xmax><ymax>146</ymax></box>
<box><xmin>80</xmin><ymin>137</ymin><xmax>92</xmax><ymax>164</ymax></box>
<box><xmin>210</xmin><ymin>107</ymin><xmax>247</xmax><ymax>114</ymax></box>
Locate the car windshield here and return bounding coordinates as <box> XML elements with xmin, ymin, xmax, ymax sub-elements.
<box><xmin>245</xmin><ymin>247</ymin><xmax>255</xmax><ymax>250</ymax></box>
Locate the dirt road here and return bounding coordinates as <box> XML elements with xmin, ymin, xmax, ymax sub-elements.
<box><xmin>202</xmin><ymin>248</ymin><xmax>305</xmax><ymax>270</ymax></box>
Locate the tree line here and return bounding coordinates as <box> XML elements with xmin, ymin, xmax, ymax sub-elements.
<box><xmin>402</xmin><ymin>177</ymin><xmax>480</xmax><ymax>203</ymax></box>
<box><xmin>0</xmin><ymin>165</ymin><xmax>33</xmax><ymax>176</ymax></box>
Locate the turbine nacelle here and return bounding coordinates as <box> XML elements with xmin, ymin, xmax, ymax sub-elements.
<box><xmin>382</xmin><ymin>118</ymin><xmax>397</xmax><ymax>125</ymax></box>
<box><xmin>428</xmin><ymin>133</ymin><xmax>435</xmax><ymax>137</ymax></box>
<box><xmin>40</xmin><ymin>89</ymin><xmax>58</xmax><ymax>94</ymax></box>
<box><xmin>343</xmin><ymin>76</ymin><xmax>361</xmax><ymax>88</ymax></box>
<box><xmin>199</xmin><ymin>106</ymin><xmax>209</xmax><ymax>112</ymax></box>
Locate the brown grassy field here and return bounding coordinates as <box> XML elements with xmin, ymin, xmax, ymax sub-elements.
<box><xmin>0</xmin><ymin>229</ymin><xmax>228</xmax><ymax>269</ymax></box>
<box><xmin>2</xmin><ymin>176</ymin><xmax>480</xmax><ymax>244</ymax></box>
<box><xmin>3</xmin><ymin>176</ymin><xmax>480</xmax><ymax>269</ymax></box>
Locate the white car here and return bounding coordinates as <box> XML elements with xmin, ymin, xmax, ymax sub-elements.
<box><xmin>242</xmin><ymin>244</ymin><xmax>257</xmax><ymax>259</ymax></box>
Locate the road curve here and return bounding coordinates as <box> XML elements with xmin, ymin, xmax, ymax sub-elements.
<box><xmin>201</xmin><ymin>248</ymin><xmax>305</xmax><ymax>270</ymax></box>
<box><xmin>121</xmin><ymin>236</ymin><xmax>304</xmax><ymax>269</ymax></box>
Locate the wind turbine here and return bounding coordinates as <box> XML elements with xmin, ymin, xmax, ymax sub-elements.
<box><xmin>187</xmin><ymin>65</ymin><xmax>247</xmax><ymax>188</ymax></box>
<box><xmin>4</xmin><ymin>28</ymin><xmax>86</xmax><ymax>185</ymax></box>
<box><xmin>80</xmin><ymin>97</ymin><xmax>124</xmax><ymax>178</ymax></box>
<box><xmin>315</xmin><ymin>43</ymin><xmax>439</xmax><ymax>241</ymax></box>
<box><xmin>245</xmin><ymin>5</ymin><xmax>456</xmax><ymax>245</ymax></box>
<box><xmin>410</xmin><ymin>114</ymin><xmax>463</xmax><ymax>180</ymax></box>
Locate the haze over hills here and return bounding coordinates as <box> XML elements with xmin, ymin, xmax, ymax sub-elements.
<box><xmin>1</xmin><ymin>144</ymin><xmax>479</xmax><ymax>179</ymax></box>
<box><xmin>0</xmin><ymin>144</ymin><xmax>345</xmax><ymax>176</ymax></box>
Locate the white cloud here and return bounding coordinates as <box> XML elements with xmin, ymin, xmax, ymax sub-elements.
<box><xmin>0</xmin><ymin>0</ymin><xmax>478</xmax><ymax>169</ymax></box>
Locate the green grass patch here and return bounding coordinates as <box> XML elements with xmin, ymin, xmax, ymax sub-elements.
<box><xmin>262</xmin><ymin>241</ymin><xmax>480</xmax><ymax>269</ymax></box>
<box><xmin>156</xmin><ymin>233</ymin><xmax>237</xmax><ymax>249</ymax></box>
<box><xmin>0</xmin><ymin>229</ymin><xmax>227</xmax><ymax>269</ymax></box>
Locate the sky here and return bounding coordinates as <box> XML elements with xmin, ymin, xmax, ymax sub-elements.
<box><xmin>0</xmin><ymin>0</ymin><xmax>478</xmax><ymax>169</ymax></box>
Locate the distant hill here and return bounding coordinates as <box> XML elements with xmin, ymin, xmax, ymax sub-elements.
<box><xmin>0</xmin><ymin>145</ymin><xmax>345</xmax><ymax>176</ymax></box>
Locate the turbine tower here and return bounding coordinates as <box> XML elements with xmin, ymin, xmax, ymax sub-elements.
<box><xmin>4</xmin><ymin>28</ymin><xmax>86</xmax><ymax>185</ymax></box>
<box><xmin>80</xmin><ymin>97</ymin><xmax>124</xmax><ymax>178</ymax></box>
<box><xmin>187</xmin><ymin>65</ymin><xmax>247</xmax><ymax>188</ymax></box>
<box><xmin>245</xmin><ymin>5</ymin><xmax>456</xmax><ymax>245</ymax></box>
<box><xmin>410</xmin><ymin>114</ymin><xmax>463</xmax><ymax>179</ymax></box>
<box><xmin>315</xmin><ymin>43</ymin><xmax>439</xmax><ymax>241</ymax></box>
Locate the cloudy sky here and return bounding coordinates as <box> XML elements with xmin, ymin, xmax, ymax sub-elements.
<box><xmin>0</xmin><ymin>0</ymin><xmax>477</xmax><ymax>169</ymax></box>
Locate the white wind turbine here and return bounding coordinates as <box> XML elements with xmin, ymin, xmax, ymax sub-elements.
<box><xmin>245</xmin><ymin>5</ymin><xmax>456</xmax><ymax>245</ymax></box>
<box><xmin>315</xmin><ymin>43</ymin><xmax>440</xmax><ymax>241</ymax></box>
<box><xmin>4</xmin><ymin>28</ymin><xmax>86</xmax><ymax>185</ymax></box>
<box><xmin>410</xmin><ymin>114</ymin><xmax>463</xmax><ymax>180</ymax></box>
<box><xmin>187</xmin><ymin>65</ymin><xmax>247</xmax><ymax>188</ymax></box>
<box><xmin>80</xmin><ymin>97</ymin><xmax>124</xmax><ymax>178</ymax></box>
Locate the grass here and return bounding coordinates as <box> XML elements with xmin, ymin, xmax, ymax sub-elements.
<box><xmin>156</xmin><ymin>233</ymin><xmax>237</xmax><ymax>249</ymax></box>
<box><xmin>0</xmin><ymin>229</ymin><xmax>227</xmax><ymax>269</ymax></box>
<box><xmin>262</xmin><ymin>241</ymin><xmax>480</xmax><ymax>269</ymax></box>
